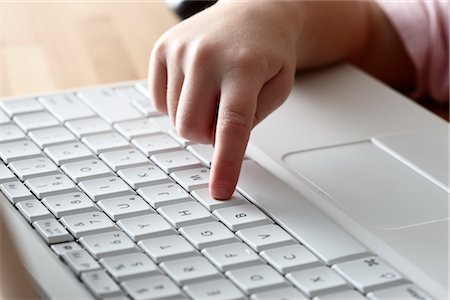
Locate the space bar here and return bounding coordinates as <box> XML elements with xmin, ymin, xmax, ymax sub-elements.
<box><xmin>237</xmin><ymin>160</ymin><xmax>369</xmax><ymax>265</ymax></box>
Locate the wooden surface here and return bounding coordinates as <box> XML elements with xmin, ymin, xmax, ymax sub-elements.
<box><xmin>1</xmin><ymin>1</ymin><xmax>178</xmax><ymax>96</ymax></box>
<box><xmin>1</xmin><ymin>2</ymin><xmax>448</xmax><ymax>121</ymax></box>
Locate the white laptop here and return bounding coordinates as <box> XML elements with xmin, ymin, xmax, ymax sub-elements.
<box><xmin>0</xmin><ymin>64</ymin><xmax>447</xmax><ymax>299</ymax></box>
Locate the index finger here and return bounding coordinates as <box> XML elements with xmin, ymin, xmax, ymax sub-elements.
<box><xmin>209</xmin><ymin>70</ymin><xmax>263</xmax><ymax>199</ymax></box>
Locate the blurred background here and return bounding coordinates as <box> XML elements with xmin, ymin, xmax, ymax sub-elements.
<box><xmin>1</xmin><ymin>2</ymin><xmax>178</xmax><ymax>96</ymax></box>
<box><xmin>1</xmin><ymin>1</ymin><xmax>448</xmax><ymax>121</ymax></box>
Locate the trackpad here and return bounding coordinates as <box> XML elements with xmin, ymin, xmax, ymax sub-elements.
<box><xmin>283</xmin><ymin>142</ymin><xmax>448</xmax><ymax>229</ymax></box>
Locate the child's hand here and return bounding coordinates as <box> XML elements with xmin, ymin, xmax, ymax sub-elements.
<box><xmin>149</xmin><ymin>2</ymin><xmax>298</xmax><ymax>199</ymax></box>
<box><xmin>148</xmin><ymin>1</ymin><xmax>413</xmax><ymax>199</ymax></box>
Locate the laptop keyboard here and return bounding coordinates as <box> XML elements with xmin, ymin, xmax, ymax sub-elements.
<box><xmin>0</xmin><ymin>82</ymin><xmax>433</xmax><ymax>300</ymax></box>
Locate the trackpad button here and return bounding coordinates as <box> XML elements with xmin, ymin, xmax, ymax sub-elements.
<box><xmin>283</xmin><ymin>142</ymin><xmax>448</xmax><ymax>229</ymax></box>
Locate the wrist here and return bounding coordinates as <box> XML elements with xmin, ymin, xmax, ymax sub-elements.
<box><xmin>292</xmin><ymin>1</ymin><xmax>371</xmax><ymax>70</ymax></box>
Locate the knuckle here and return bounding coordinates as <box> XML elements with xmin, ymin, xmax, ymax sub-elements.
<box><xmin>219</xmin><ymin>107</ymin><xmax>251</xmax><ymax>135</ymax></box>
<box><xmin>151</xmin><ymin>35</ymin><xmax>170</xmax><ymax>63</ymax></box>
<box><xmin>228</xmin><ymin>47</ymin><xmax>264</xmax><ymax>73</ymax></box>
<box><xmin>177</xmin><ymin>119</ymin><xmax>211</xmax><ymax>143</ymax></box>
<box><xmin>153</xmin><ymin>41</ymin><xmax>166</xmax><ymax>61</ymax></box>
<box><xmin>168</xmin><ymin>39</ymin><xmax>187</xmax><ymax>63</ymax></box>
<box><xmin>190</xmin><ymin>40</ymin><xmax>216</xmax><ymax>65</ymax></box>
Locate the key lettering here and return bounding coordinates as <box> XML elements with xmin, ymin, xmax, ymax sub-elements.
<box><xmin>201</xmin><ymin>230</ymin><xmax>213</xmax><ymax>236</ymax></box>
<box><xmin>183</xmin><ymin>266</ymin><xmax>195</xmax><ymax>272</ymax></box>
<box><xmin>364</xmin><ymin>258</ymin><xmax>379</xmax><ymax>267</ymax></box>
<box><xmin>250</xmin><ymin>274</ymin><xmax>263</xmax><ymax>281</ymax></box>
<box><xmin>178</xmin><ymin>210</ymin><xmax>191</xmax><ymax>216</ymax></box>
<box><xmin>283</xmin><ymin>254</ymin><xmax>296</xmax><ymax>260</ymax></box>
<box><xmin>207</xmin><ymin>290</ymin><xmax>221</xmax><ymax>296</ymax></box>
<box><xmin>310</xmin><ymin>276</ymin><xmax>323</xmax><ymax>283</ymax></box>
<box><xmin>258</xmin><ymin>234</ymin><xmax>270</xmax><ymax>239</ymax></box>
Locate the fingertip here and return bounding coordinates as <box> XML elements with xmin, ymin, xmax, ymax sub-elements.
<box><xmin>209</xmin><ymin>182</ymin><xmax>234</xmax><ymax>200</ymax></box>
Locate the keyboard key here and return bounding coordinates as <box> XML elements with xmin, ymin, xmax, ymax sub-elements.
<box><xmin>286</xmin><ymin>266</ymin><xmax>348</xmax><ymax>297</ymax></box>
<box><xmin>131</xmin><ymin>98</ymin><xmax>159</xmax><ymax>117</ymax></box>
<box><xmin>366</xmin><ymin>284</ymin><xmax>433</xmax><ymax>300</ymax></box>
<box><xmin>51</xmin><ymin>241</ymin><xmax>82</xmax><ymax>256</ymax></box>
<box><xmin>97</xmin><ymin>195</ymin><xmax>154</xmax><ymax>221</ymax></box>
<box><xmin>118</xmin><ymin>164</ymin><xmax>169</xmax><ymax>189</ymax></box>
<box><xmin>99</xmin><ymin>148</ymin><xmax>148</xmax><ymax>171</ymax></box>
<box><xmin>0</xmin><ymin>164</ymin><xmax>16</xmax><ymax>183</ymax></box>
<box><xmin>0</xmin><ymin>181</ymin><xmax>35</xmax><ymax>203</ymax></box>
<box><xmin>28</xmin><ymin>127</ymin><xmax>76</xmax><ymax>148</ymax></box>
<box><xmin>122</xmin><ymin>275</ymin><xmax>182</xmax><ymax>300</ymax></box>
<box><xmin>101</xmin><ymin>295</ymin><xmax>129</xmax><ymax>300</ymax></box>
<box><xmin>138</xmin><ymin>182</ymin><xmax>191</xmax><ymax>208</ymax></box>
<box><xmin>44</xmin><ymin>142</ymin><xmax>94</xmax><ymax>165</ymax></box>
<box><xmin>0</xmin><ymin>124</ymin><xmax>25</xmax><ymax>142</ymax></box>
<box><xmin>0</xmin><ymin>109</ymin><xmax>10</xmax><ymax>124</ymax></box>
<box><xmin>79</xmin><ymin>231</ymin><xmax>137</xmax><ymax>259</ymax></box>
<box><xmin>192</xmin><ymin>188</ymin><xmax>248</xmax><ymax>211</ymax></box>
<box><xmin>260</xmin><ymin>244</ymin><xmax>321</xmax><ymax>274</ymax></box>
<box><xmin>81</xmin><ymin>270</ymin><xmax>123</xmax><ymax>298</ymax></box>
<box><xmin>60</xmin><ymin>212</ymin><xmax>116</xmax><ymax>238</ymax></box>
<box><xmin>213</xmin><ymin>204</ymin><xmax>273</xmax><ymax>231</ymax></box>
<box><xmin>171</xmin><ymin>167</ymin><xmax>210</xmax><ymax>191</ymax></box>
<box><xmin>39</xmin><ymin>94</ymin><xmax>95</xmax><ymax>122</ymax></box>
<box><xmin>332</xmin><ymin>256</ymin><xmax>406</xmax><ymax>293</ymax></box>
<box><xmin>9</xmin><ymin>157</ymin><xmax>59</xmax><ymax>180</ymax></box>
<box><xmin>187</xmin><ymin>144</ymin><xmax>214</xmax><ymax>167</ymax></box>
<box><xmin>160</xmin><ymin>256</ymin><xmax>221</xmax><ymax>285</ymax></box>
<box><xmin>184</xmin><ymin>278</ymin><xmax>245</xmax><ymax>300</ymax></box>
<box><xmin>114</xmin><ymin>119</ymin><xmax>160</xmax><ymax>140</ymax></box>
<box><xmin>0</xmin><ymin>140</ymin><xmax>41</xmax><ymax>163</ymax></box>
<box><xmin>117</xmin><ymin>214</ymin><xmax>176</xmax><ymax>241</ymax></box>
<box><xmin>1</xmin><ymin>98</ymin><xmax>43</xmax><ymax>116</ymax></box>
<box><xmin>13</xmin><ymin>111</ymin><xmax>59</xmax><ymax>132</ymax></box>
<box><xmin>179</xmin><ymin>222</ymin><xmax>238</xmax><ymax>249</ymax></box>
<box><xmin>236</xmin><ymin>224</ymin><xmax>296</xmax><ymax>252</ymax></box>
<box><xmin>78</xmin><ymin>89</ymin><xmax>142</xmax><ymax>123</ymax></box>
<box><xmin>16</xmin><ymin>199</ymin><xmax>52</xmax><ymax>222</ymax></box>
<box><xmin>251</xmin><ymin>286</ymin><xmax>308</xmax><ymax>300</ymax></box>
<box><xmin>33</xmin><ymin>218</ymin><xmax>74</xmax><ymax>244</ymax></box>
<box><xmin>238</xmin><ymin>160</ymin><xmax>369</xmax><ymax>264</ymax></box>
<box><xmin>62</xmin><ymin>249</ymin><xmax>101</xmax><ymax>275</ymax></box>
<box><xmin>134</xmin><ymin>82</ymin><xmax>150</xmax><ymax>97</ymax></box>
<box><xmin>65</xmin><ymin>117</ymin><xmax>111</xmax><ymax>138</ymax></box>
<box><xmin>116</xmin><ymin>85</ymin><xmax>148</xmax><ymax>102</ymax></box>
<box><xmin>61</xmin><ymin>159</ymin><xmax>113</xmax><ymax>183</ymax></box>
<box><xmin>148</xmin><ymin>115</ymin><xmax>174</xmax><ymax>132</ymax></box>
<box><xmin>42</xmin><ymin>192</ymin><xmax>98</xmax><ymax>218</ymax></box>
<box><xmin>202</xmin><ymin>243</ymin><xmax>263</xmax><ymax>272</ymax></box>
<box><xmin>157</xmin><ymin>201</ymin><xmax>214</xmax><ymax>228</ymax></box>
<box><xmin>138</xmin><ymin>235</ymin><xmax>198</xmax><ymax>263</ymax></box>
<box><xmin>151</xmin><ymin>150</ymin><xmax>202</xmax><ymax>173</ymax></box>
<box><xmin>79</xmin><ymin>176</ymin><xmax>133</xmax><ymax>202</ymax></box>
<box><xmin>100</xmin><ymin>252</ymin><xmax>160</xmax><ymax>281</ymax></box>
<box><xmin>168</xmin><ymin>129</ymin><xmax>194</xmax><ymax>147</ymax></box>
<box><xmin>314</xmin><ymin>289</ymin><xmax>366</xmax><ymax>299</ymax></box>
<box><xmin>82</xmin><ymin>132</ymin><xmax>129</xmax><ymax>154</ymax></box>
<box><xmin>25</xmin><ymin>174</ymin><xmax>78</xmax><ymax>198</ymax></box>
<box><xmin>133</xmin><ymin>134</ymin><xmax>181</xmax><ymax>156</ymax></box>
<box><xmin>226</xmin><ymin>265</ymin><xmax>288</xmax><ymax>294</ymax></box>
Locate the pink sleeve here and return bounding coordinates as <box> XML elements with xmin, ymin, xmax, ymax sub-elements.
<box><xmin>376</xmin><ymin>0</ymin><xmax>449</xmax><ymax>103</ymax></box>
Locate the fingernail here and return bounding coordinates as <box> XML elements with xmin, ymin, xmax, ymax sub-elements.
<box><xmin>211</xmin><ymin>184</ymin><xmax>232</xmax><ymax>200</ymax></box>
